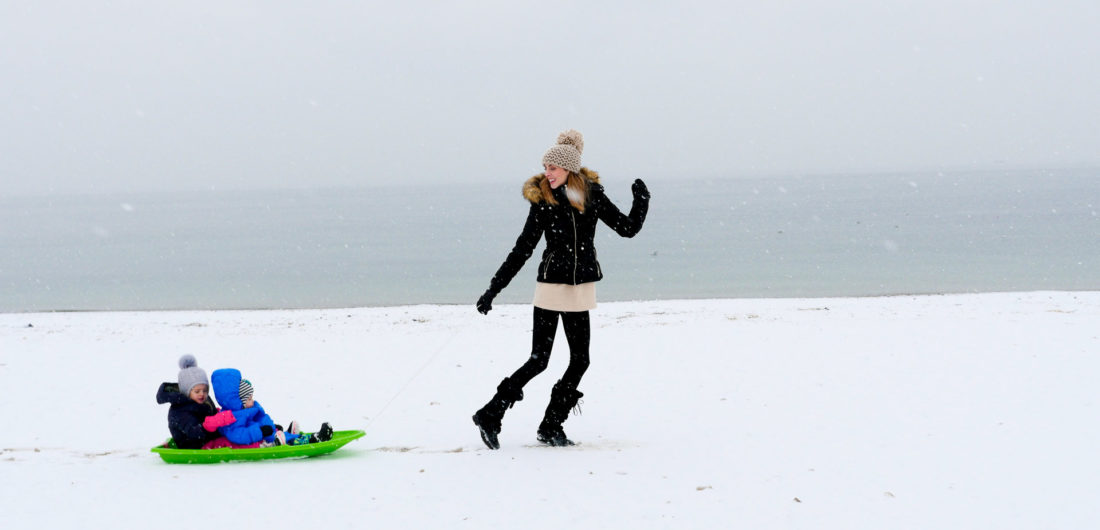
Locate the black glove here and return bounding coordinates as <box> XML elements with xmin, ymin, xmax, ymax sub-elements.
<box><xmin>632</xmin><ymin>179</ymin><xmax>650</xmax><ymax>200</ymax></box>
<box><xmin>477</xmin><ymin>291</ymin><xmax>495</xmax><ymax>315</ymax></box>
<box><xmin>260</xmin><ymin>425</ymin><xmax>274</xmax><ymax>437</ymax></box>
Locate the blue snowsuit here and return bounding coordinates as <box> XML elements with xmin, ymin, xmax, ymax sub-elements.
<box><xmin>211</xmin><ymin>368</ymin><xmax>278</xmax><ymax>445</ymax></box>
<box><xmin>210</xmin><ymin>368</ymin><xmax>309</xmax><ymax>446</ymax></box>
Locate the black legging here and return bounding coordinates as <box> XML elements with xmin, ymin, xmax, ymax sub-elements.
<box><xmin>509</xmin><ymin>307</ymin><xmax>590</xmax><ymax>390</ymax></box>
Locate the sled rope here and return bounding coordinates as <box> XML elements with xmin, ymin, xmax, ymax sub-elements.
<box><xmin>365</xmin><ymin>329</ymin><xmax>459</xmax><ymax>429</ymax></box>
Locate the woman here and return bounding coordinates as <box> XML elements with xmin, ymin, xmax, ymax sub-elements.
<box><xmin>473</xmin><ymin>129</ymin><xmax>650</xmax><ymax>449</ymax></box>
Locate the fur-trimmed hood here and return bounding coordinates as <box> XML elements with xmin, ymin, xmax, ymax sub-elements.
<box><xmin>522</xmin><ymin>167</ymin><xmax>601</xmax><ymax>204</ymax></box>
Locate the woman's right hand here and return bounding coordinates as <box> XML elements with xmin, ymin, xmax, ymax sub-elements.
<box><xmin>476</xmin><ymin>291</ymin><xmax>495</xmax><ymax>315</ymax></box>
<box><xmin>632</xmin><ymin>179</ymin><xmax>650</xmax><ymax>200</ymax></box>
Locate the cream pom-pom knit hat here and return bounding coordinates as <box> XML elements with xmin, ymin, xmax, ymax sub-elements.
<box><xmin>541</xmin><ymin>129</ymin><xmax>584</xmax><ymax>173</ymax></box>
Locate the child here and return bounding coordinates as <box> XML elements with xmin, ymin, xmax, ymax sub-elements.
<box><xmin>210</xmin><ymin>367</ymin><xmax>333</xmax><ymax>447</ymax></box>
<box><xmin>155</xmin><ymin>355</ymin><xmax>234</xmax><ymax>449</ymax></box>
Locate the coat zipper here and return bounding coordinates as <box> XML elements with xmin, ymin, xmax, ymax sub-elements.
<box><xmin>570</xmin><ymin>210</ymin><xmax>578</xmax><ymax>284</ymax></box>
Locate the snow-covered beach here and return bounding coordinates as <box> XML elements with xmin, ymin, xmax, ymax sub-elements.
<box><xmin>2</xmin><ymin>292</ymin><xmax>1097</xmax><ymax>529</ymax></box>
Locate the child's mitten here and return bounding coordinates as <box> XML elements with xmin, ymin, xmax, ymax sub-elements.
<box><xmin>202</xmin><ymin>410</ymin><xmax>236</xmax><ymax>432</ymax></box>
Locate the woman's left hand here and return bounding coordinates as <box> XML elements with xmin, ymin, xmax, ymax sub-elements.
<box><xmin>632</xmin><ymin>179</ymin><xmax>650</xmax><ymax>200</ymax></box>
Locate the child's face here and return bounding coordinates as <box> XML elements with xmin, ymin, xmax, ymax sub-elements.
<box><xmin>242</xmin><ymin>395</ymin><xmax>254</xmax><ymax>408</ymax></box>
<box><xmin>188</xmin><ymin>384</ymin><xmax>208</xmax><ymax>404</ymax></box>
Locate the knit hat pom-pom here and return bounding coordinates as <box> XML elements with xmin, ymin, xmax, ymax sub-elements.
<box><xmin>178</xmin><ymin>354</ymin><xmax>197</xmax><ymax>370</ymax></box>
<box><xmin>556</xmin><ymin>129</ymin><xmax>584</xmax><ymax>155</ymax></box>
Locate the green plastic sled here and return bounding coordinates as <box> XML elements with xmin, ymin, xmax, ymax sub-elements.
<box><xmin>152</xmin><ymin>429</ymin><xmax>365</xmax><ymax>464</ymax></box>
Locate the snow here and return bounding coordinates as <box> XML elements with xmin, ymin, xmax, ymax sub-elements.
<box><xmin>2</xmin><ymin>292</ymin><xmax>1098</xmax><ymax>529</ymax></box>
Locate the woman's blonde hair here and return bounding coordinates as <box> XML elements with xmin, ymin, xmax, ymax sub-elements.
<box><xmin>537</xmin><ymin>168</ymin><xmax>598</xmax><ymax>213</ymax></box>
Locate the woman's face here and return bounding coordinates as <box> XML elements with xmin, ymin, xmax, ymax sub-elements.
<box><xmin>544</xmin><ymin>164</ymin><xmax>569</xmax><ymax>189</ymax></box>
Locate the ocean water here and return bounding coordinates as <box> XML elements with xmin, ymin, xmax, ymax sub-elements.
<box><xmin>1</xmin><ymin>169</ymin><xmax>1097</xmax><ymax>313</ymax></box>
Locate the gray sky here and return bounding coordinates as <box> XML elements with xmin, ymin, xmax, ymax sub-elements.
<box><xmin>2</xmin><ymin>1</ymin><xmax>1097</xmax><ymax>194</ymax></box>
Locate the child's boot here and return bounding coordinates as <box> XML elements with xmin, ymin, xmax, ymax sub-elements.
<box><xmin>308</xmin><ymin>422</ymin><xmax>334</xmax><ymax>443</ymax></box>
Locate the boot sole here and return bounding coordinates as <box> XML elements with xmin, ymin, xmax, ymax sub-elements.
<box><xmin>472</xmin><ymin>414</ymin><xmax>500</xmax><ymax>450</ymax></box>
<box><xmin>536</xmin><ymin>434</ymin><xmax>575</xmax><ymax>447</ymax></box>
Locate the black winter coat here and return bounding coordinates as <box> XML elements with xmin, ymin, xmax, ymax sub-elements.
<box><xmin>156</xmin><ymin>382</ymin><xmax>220</xmax><ymax>449</ymax></box>
<box><xmin>485</xmin><ymin>173</ymin><xmax>649</xmax><ymax>297</ymax></box>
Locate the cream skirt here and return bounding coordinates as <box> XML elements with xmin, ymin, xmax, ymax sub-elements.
<box><xmin>532</xmin><ymin>282</ymin><xmax>597</xmax><ymax>312</ymax></box>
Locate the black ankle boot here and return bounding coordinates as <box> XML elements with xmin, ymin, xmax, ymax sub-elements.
<box><xmin>472</xmin><ymin>377</ymin><xmax>523</xmax><ymax>450</ymax></box>
<box><xmin>536</xmin><ymin>380</ymin><xmax>583</xmax><ymax>447</ymax></box>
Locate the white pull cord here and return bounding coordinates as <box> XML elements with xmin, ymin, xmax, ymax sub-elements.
<box><xmin>364</xmin><ymin>329</ymin><xmax>459</xmax><ymax>430</ymax></box>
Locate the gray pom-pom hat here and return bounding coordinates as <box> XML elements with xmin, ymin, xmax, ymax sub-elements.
<box><xmin>177</xmin><ymin>354</ymin><xmax>209</xmax><ymax>396</ymax></box>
